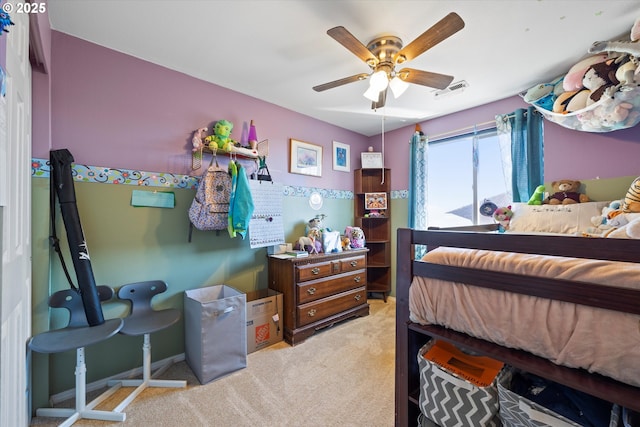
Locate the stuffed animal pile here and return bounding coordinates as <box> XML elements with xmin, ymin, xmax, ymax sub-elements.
<box><xmin>583</xmin><ymin>177</ymin><xmax>640</xmax><ymax>238</ymax></box>
<box><xmin>608</xmin><ymin>176</ymin><xmax>640</xmax><ymax>218</ymax></box>
<box><xmin>523</xmin><ymin>18</ymin><xmax>640</xmax><ymax>132</ymax></box>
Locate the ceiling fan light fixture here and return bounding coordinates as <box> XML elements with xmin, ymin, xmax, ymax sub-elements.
<box><xmin>363</xmin><ymin>86</ymin><xmax>382</xmax><ymax>102</ymax></box>
<box><xmin>369</xmin><ymin>70</ymin><xmax>389</xmax><ymax>91</ymax></box>
<box><xmin>389</xmin><ymin>76</ymin><xmax>409</xmax><ymax>98</ymax></box>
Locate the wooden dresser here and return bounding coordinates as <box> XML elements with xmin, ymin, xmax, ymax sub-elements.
<box><xmin>267</xmin><ymin>250</ymin><xmax>369</xmax><ymax>345</ymax></box>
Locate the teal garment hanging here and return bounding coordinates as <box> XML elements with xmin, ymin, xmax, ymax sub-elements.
<box><xmin>231</xmin><ymin>163</ymin><xmax>254</xmax><ymax>239</ymax></box>
<box><xmin>227</xmin><ymin>160</ymin><xmax>238</xmax><ymax>238</ymax></box>
<box><xmin>227</xmin><ymin>161</ymin><xmax>254</xmax><ymax>239</ymax></box>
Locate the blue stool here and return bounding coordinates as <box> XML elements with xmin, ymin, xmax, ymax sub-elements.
<box><xmin>29</xmin><ymin>286</ymin><xmax>125</xmax><ymax>426</ymax></box>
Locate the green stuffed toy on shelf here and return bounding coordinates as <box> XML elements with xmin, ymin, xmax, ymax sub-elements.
<box><xmin>205</xmin><ymin>119</ymin><xmax>237</xmax><ymax>152</ymax></box>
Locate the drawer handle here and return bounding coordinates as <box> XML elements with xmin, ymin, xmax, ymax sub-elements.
<box><xmin>354</xmin><ymin>276</ymin><xmax>361</xmax><ymax>283</ymax></box>
<box><xmin>307</xmin><ymin>287</ymin><xmax>316</xmax><ymax>295</ymax></box>
<box><xmin>350</xmin><ymin>260</ymin><xmax>358</xmax><ymax>267</ymax></box>
<box><xmin>311</xmin><ymin>267</ymin><xmax>320</xmax><ymax>275</ymax></box>
<box><xmin>307</xmin><ymin>309</ymin><xmax>317</xmax><ymax>317</ymax></box>
<box><xmin>354</xmin><ymin>294</ymin><xmax>362</xmax><ymax>301</ymax></box>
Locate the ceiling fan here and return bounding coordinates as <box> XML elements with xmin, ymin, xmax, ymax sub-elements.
<box><xmin>313</xmin><ymin>12</ymin><xmax>465</xmax><ymax>109</ymax></box>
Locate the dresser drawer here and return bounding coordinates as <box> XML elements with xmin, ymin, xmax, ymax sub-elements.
<box><xmin>297</xmin><ymin>270</ymin><xmax>366</xmax><ymax>304</ymax></box>
<box><xmin>297</xmin><ymin>286</ymin><xmax>367</xmax><ymax>327</ymax></box>
<box><xmin>339</xmin><ymin>255</ymin><xmax>366</xmax><ymax>273</ymax></box>
<box><xmin>296</xmin><ymin>261</ymin><xmax>337</xmax><ymax>282</ymax></box>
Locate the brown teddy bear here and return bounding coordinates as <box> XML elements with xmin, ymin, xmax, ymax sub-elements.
<box><xmin>543</xmin><ymin>180</ymin><xmax>590</xmax><ymax>205</ymax></box>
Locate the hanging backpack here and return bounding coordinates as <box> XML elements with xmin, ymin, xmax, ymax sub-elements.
<box><xmin>189</xmin><ymin>158</ymin><xmax>232</xmax><ymax>234</ymax></box>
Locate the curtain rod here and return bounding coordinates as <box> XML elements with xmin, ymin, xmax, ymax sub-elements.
<box><xmin>426</xmin><ymin>110</ymin><xmax>528</xmax><ymax>141</ymax></box>
<box><xmin>427</xmin><ymin>119</ymin><xmax>496</xmax><ymax>141</ymax></box>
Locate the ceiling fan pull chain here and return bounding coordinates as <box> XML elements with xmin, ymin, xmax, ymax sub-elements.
<box><xmin>381</xmin><ymin>113</ymin><xmax>385</xmax><ymax>185</ymax></box>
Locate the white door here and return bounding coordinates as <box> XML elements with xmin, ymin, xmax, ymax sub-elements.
<box><xmin>0</xmin><ymin>2</ymin><xmax>32</xmax><ymax>426</ymax></box>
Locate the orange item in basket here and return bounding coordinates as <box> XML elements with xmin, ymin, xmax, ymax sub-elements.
<box><xmin>423</xmin><ymin>340</ymin><xmax>504</xmax><ymax>388</ymax></box>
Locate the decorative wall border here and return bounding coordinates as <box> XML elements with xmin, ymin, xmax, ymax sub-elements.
<box><xmin>283</xmin><ymin>185</ymin><xmax>352</xmax><ymax>200</ymax></box>
<box><xmin>32</xmin><ymin>158</ymin><xmax>198</xmax><ymax>189</ymax></box>
<box><xmin>32</xmin><ymin>158</ymin><xmax>407</xmax><ymax>200</ymax></box>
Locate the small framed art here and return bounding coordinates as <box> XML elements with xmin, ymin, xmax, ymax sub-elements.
<box><xmin>332</xmin><ymin>141</ymin><xmax>350</xmax><ymax>172</ymax></box>
<box><xmin>365</xmin><ymin>192</ymin><xmax>387</xmax><ymax>210</ymax></box>
<box><xmin>361</xmin><ymin>152</ymin><xmax>383</xmax><ymax>169</ymax></box>
<box><xmin>290</xmin><ymin>139</ymin><xmax>322</xmax><ymax>177</ymax></box>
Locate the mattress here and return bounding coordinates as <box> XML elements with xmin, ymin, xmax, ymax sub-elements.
<box><xmin>409</xmin><ymin>246</ymin><xmax>640</xmax><ymax>387</ymax></box>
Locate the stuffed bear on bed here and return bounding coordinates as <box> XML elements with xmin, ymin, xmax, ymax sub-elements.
<box><xmin>543</xmin><ymin>180</ymin><xmax>590</xmax><ymax>205</ymax></box>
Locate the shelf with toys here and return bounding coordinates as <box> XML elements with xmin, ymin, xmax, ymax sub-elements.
<box><xmin>523</xmin><ymin>17</ymin><xmax>640</xmax><ymax>133</ymax></box>
<box><xmin>190</xmin><ymin>119</ymin><xmax>268</xmax><ymax>172</ymax></box>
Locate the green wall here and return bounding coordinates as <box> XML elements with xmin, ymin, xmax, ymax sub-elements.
<box><xmin>31</xmin><ymin>177</ymin><xmax>355</xmax><ymax>405</ymax></box>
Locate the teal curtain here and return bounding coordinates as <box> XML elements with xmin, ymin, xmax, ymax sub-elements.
<box><xmin>408</xmin><ymin>131</ymin><xmax>428</xmax><ymax>258</ymax></box>
<box><xmin>498</xmin><ymin>107</ymin><xmax>544</xmax><ymax>202</ymax></box>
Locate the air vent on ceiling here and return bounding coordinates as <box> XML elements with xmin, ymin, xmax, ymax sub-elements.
<box><xmin>433</xmin><ymin>80</ymin><xmax>469</xmax><ymax>98</ymax></box>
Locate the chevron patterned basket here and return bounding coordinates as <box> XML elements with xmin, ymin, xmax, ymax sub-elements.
<box><xmin>417</xmin><ymin>341</ymin><xmax>503</xmax><ymax>427</ymax></box>
<box><xmin>498</xmin><ymin>368</ymin><xmax>621</xmax><ymax>427</ymax></box>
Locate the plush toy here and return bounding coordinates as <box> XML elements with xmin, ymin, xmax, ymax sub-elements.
<box><xmin>341</xmin><ymin>236</ymin><xmax>351</xmax><ymax>251</ymax></box>
<box><xmin>552</xmin><ymin>89</ymin><xmax>594</xmax><ymax>114</ymax></box>
<box><xmin>523</xmin><ymin>83</ymin><xmax>555</xmax><ymax>111</ymax></box>
<box><xmin>608</xmin><ymin>176</ymin><xmax>640</xmax><ymax>218</ymax></box>
<box><xmin>586</xmin><ymin>200</ymin><xmax>625</xmax><ymax>236</ymax></box>
<box><xmin>613</xmin><ymin>54</ymin><xmax>639</xmax><ymax>87</ymax></box>
<box><xmin>527</xmin><ymin>185</ymin><xmax>545</xmax><ymax>205</ymax></box>
<box><xmin>601</xmin><ymin>101</ymin><xmax>634</xmax><ymax>128</ymax></box>
<box><xmin>345</xmin><ymin>226</ymin><xmax>365</xmax><ymax>249</ymax></box>
<box><xmin>625</xmin><ymin>216</ymin><xmax>640</xmax><ymax>239</ymax></box>
<box><xmin>589</xmin><ymin>17</ymin><xmax>640</xmax><ymax>58</ymax></box>
<box><xmin>525</xmin><ymin>76</ymin><xmax>567</xmax><ymax>112</ymax></box>
<box><xmin>543</xmin><ymin>180</ymin><xmax>590</xmax><ymax>205</ymax></box>
<box><xmin>492</xmin><ymin>206</ymin><xmax>513</xmax><ymax>231</ymax></box>
<box><xmin>191</xmin><ymin>127</ymin><xmax>207</xmax><ymax>152</ymax></box>
<box><xmin>204</xmin><ymin>119</ymin><xmax>237</xmax><ymax>152</ymax></box>
<box><xmin>563</xmin><ymin>53</ymin><xmax>608</xmax><ymax>92</ymax></box>
<box><xmin>582</xmin><ymin>59</ymin><xmax>621</xmax><ymax>106</ymax></box>
<box><xmin>296</xmin><ymin>227</ymin><xmax>322</xmax><ymax>254</ymax></box>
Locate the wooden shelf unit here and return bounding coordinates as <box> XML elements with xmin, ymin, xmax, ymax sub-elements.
<box><xmin>354</xmin><ymin>168</ymin><xmax>391</xmax><ymax>302</ymax></box>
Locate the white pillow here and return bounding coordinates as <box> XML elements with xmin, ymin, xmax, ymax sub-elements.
<box><xmin>508</xmin><ymin>202</ymin><xmax>609</xmax><ymax>235</ymax></box>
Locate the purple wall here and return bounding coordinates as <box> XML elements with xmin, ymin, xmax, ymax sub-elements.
<box><xmin>46</xmin><ymin>31</ymin><xmax>640</xmax><ymax>192</ymax></box>
<box><xmin>380</xmin><ymin>96</ymin><xmax>640</xmax><ymax>191</ymax></box>
<box><xmin>48</xmin><ymin>32</ymin><xmax>369</xmax><ymax>190</ymax></box>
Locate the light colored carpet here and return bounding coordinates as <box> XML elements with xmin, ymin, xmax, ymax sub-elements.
<box><xmin>30</xmin><ymin>298</ymin><xmax>396</xmax><ymax>427</ymax></box>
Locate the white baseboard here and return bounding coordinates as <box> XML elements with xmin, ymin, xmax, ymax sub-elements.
<box><xmin>49</xmin><ymin>353</ymin><xmax>186</xmax><ymax>405</ymax></box>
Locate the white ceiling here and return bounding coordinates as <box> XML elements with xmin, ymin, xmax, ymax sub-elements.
<box><xmin>47</xmin><ymin>0</ymin><xmax>640</xmax><ymax>136</ymax></box>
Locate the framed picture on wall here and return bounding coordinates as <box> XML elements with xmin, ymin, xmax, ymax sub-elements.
<box><xmin>332</xmin><ymin>141</ymin><xmax>350</xmax><ymax>172</ymax></box>
<box><xmin>361</xmin><ymin>152</ymin><xmax>383</xmax><ymax>169</ymax></box>
<box><xmin>290</xmin><ymin>139</ymin><xmax>322</xmax><ymax>177</ymax></box>
<box><xmin>365</xmin><ymin>192</ymin><xmax>387</xmax><ymax>210</ymax></box>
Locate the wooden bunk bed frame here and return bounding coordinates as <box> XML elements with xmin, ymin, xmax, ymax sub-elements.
<box><xmin>395</xmin><ymin>226</ymin><xmax>640</xmax><ymax>427</ymax></box>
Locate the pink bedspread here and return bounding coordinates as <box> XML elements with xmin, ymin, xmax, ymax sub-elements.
<box><xmin>409</xmin><ymin>247</ymin><xmax>640</xmax><ymax>387</ymax></box>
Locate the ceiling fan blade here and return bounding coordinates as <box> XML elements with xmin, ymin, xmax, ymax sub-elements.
<box><xmin>399</xmin><ymin>68</ymin><xmax>454</xmax><ymax>90</ymax></box>
<box><xmin>395</xmin><ymin>12</ymin><xmax>465</xmax><ymax>64</ymax></box>
<box><xmin>327</xmin><ymin>26</ymin><xmax>378</xmax><ymax>65</ymax></box>
<box><xmin>313</xmin><ymin>73</ymin><xmax>370</xmax><ymax>92</ymax></box>
<box><xmin>371</xmin><ymin>88</ymin><xmax>387</xmax><ymax>110</ymax></box>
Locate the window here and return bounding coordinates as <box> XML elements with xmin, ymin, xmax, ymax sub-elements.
<box><xmin>426</xmin><ymin>128</ymin><xmax>510</xmax><ymax>227</ymax></box>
